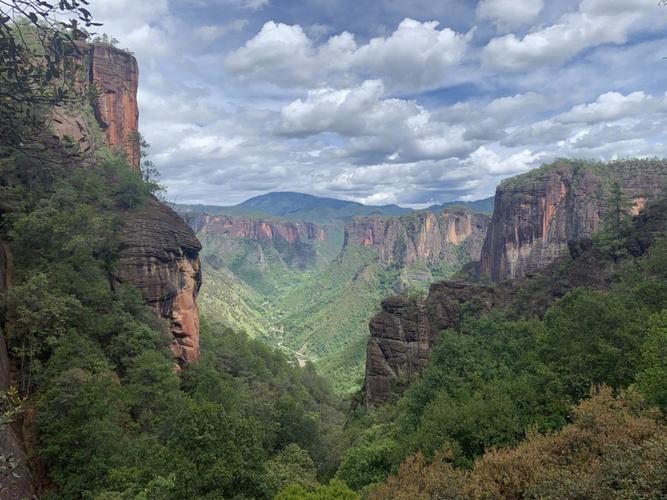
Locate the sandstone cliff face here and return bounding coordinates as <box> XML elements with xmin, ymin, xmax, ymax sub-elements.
<box><xmin>116</xmin><ymin>198</ymin><xmax>202</xmax><ymax>367</ymax></box>
<box><xmin>193</xmin><ymin>214</ymin><xmax>326</xmax><ymax>244</ymax></box>
<box><xmin>481</xmin><ymin>160</ymin><xmax>667</xmax><ymax>282</ymax></box>
<box><xmin>344</xmin><ymin>209</ymin><xmax>489</xmax><ymax>267</ymax></box>
<box><xmin>53</xmin><ymin>42</ymin><xmax>140</xmax><ymax>169</ymax></box>
<box><xmin>90</xmin><ymin>43</ymin><xmax>140</xmax><ymax>169</ymax></box>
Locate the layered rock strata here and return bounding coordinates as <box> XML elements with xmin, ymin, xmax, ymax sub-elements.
<box><xmin>480</xmin><ymin>160</ymin><xmax>667</xmax><ymax>281</ymax></box>
<box><xmin>193</xmin><ymin>214</ymin><xmax>326</xmax><ymax>244</ymax></box>
<box><xmin>364</xmin><ymin>281</ymin><xmax>511</xmax><ymax>405</ymax></box>
<box><xmin>344</xmin><ymin>209</ymin><xmax>489</xmax><ymax>267</ymax></box>
<box><xmin>116</xmin><ymin>198</ymin><xmax>202</xmax><ymax>367</ymax></box>
<box><xmin>53</xmin><ymin>42</ymin><xmax>140</xmax><ymax>169</ymax></box>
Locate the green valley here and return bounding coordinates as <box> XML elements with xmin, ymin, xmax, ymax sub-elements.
<box><xmin>184</xmin><ymin>202</ymin><xmax>490</xmax><ymax>393</ymax></box>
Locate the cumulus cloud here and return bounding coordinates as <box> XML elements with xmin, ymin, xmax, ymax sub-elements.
<box><xmin>476</xmin><ymin>0</ymin><xmax>543</xmax><ymax>31</ymax></box>
<box><xmin>95</xmin><ymin>0</ymin><xmax>667</xmax><ymax>206</ymax></box>
<box><xmin>226</xmin><ymin>18</ymin><xmax>472</xmax><ymax>91</ymax></box>
<box><xmin>279</xmin><ymin>80</ymin><xmax>475</xmax><ymax>163</ymax></box>
<box><xmin>482</xmin><ymin>0</ymin><xmax>667</xmax><ymax>71</ymax></box>
<box><xmin>555</xmin><ymin>91</ymin><xmax>657</xmax><ymax>124</ymax></box>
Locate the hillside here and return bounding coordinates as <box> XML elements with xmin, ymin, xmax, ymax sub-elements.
<box><xmin>481</xmin><ymin>159</ymin><xmax>667</xmax><ymax>281</ymax></box>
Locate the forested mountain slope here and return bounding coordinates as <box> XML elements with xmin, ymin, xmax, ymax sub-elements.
<box><xmin>335</xmin><ymin>189</ymin><xmax>667</xmax><ymax>495</ymax></box>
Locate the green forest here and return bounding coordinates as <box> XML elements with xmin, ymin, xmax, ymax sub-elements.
<box><xmin>1</xmin><ymin>1</ymin><xmax>666</xmax><ymax>499</ymax></box>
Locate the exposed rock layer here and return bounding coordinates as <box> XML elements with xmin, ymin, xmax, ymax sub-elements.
<box><xmin>89</xmin><ymin>43</ymin><xmax>140</xmax><ymax>168</ymax></box>
<box><xmin>344</xmin><ymin>209</ymin><xmax>489</xmax><ymax>266</ymax></box>
<box><xmin>53</xmin><ymin>42</ymin><xmax>140</xmax><ymax>169</ymax></box>
<box><xmin>116</xmin><ymin>198</ymin><xmax>202</xmax><ymax>366</ymax></box>
<box><xmin>193</xmin><ymin>214</ymin><xmax>326</xmax><ymax>244</ymax></box>
<box><xmin>480</xmin><ymin>160</ymin><xmax>667</xmax><ymax>281</ymax></box>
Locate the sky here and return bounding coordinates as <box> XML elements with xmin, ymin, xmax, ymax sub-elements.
<box><xmin>94</xmin><ymin>0</ymin><xmax>667</xmax><ymax>207</ymax></box>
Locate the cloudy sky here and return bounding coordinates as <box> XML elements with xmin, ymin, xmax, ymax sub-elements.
<box><xmin>95</xmin><ymin>0</ymin><xmax>667</xmax><ymax>207</ymax></box>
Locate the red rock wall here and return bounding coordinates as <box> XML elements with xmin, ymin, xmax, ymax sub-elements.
<box><xmin>194</xmin><ymin>214</ymin><xmax>326</xmax><ymax>244</ymax></box>
<box><xmin>52</xmin><ymin>42</ymin><xmax>140</xmax><ymax>169</ymax></box>
<box><xmin>344</xmin><ymin>209</ymin><xmax>489</xmax><ymax>267</ymax></box>
<box><xmin>90</xmin><ymin>44</ymin><xmax>140</xmax><ymax>169</ymax></box>
<box><xmin>364</xmin><ymin>281</ymin><xmax>510</xmax><ymax>406</ymax></box>
<box><xmin>116</xmin><ymin>198</ymin><xmax>202</xmax><ymax>367</ymax></box>
<box><xmin>480</xmin><ymin>160</ymin><xmax>667</xmax><ymax>282</ymax></box>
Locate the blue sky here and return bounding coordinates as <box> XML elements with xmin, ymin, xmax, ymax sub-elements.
<box><xmin>95</xmin><ymin>0</ymin><xmax>667</xmax><ymax>207</ymax></box>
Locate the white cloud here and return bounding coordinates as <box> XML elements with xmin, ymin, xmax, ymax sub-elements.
<box><xmin>477</xmin><ymin>0</ymin><xmax>543</xmax><ymax>31</ymax></box>
<box><xmin>555</xmin><ymin>91</ymin><xmax>656</xmax><ymax>124</ymax></box>
<box><xmin>467</xmin><ymin>146</ymin><xmax>545</xmax><ymax>175</ymax></box>
<box><xmin>226</xmin><ymin>18</ymin><xmax>472</xmax><ymax>92</ymax></box>
<box><xmin>482</xmin><ymin>0</ymin><xmax>666</xmax><ymax>71</ymax></box>
<box><xmin>92</xmin><ymin>0</ymin><xmax>667</xmax><ymax>206</ymax></box>
<box><xmin>279</xmin><ymin>80</ymin><xmax>474</xmax><ymax>163</ymax></box>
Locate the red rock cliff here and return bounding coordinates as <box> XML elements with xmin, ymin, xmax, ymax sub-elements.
<box><xmin>53</xmin><ymin>42</ymin><xmax>140</xmax><ymax>169</ymax></box>
<box><xmin>480</xmin><ymin>160</ymin><xmax>667</xmax><ymax>282</ymax></box>
<box><xmin>116</xmin><ymin>198</ymin><xmax>202</xmax><ymax>367</ymax></box>
<box><xmin>193</xmin><ymin>214</ymin><xmax>326</xmax><ymax>244</ymax></box>
<box><xmin>90</xmin><ymin>43</ymin><xmax>140</xmax><ymax>169</ymax></box>
<box><xmin>52</xmin><ymin>43</ymin><xmax>202</xmax><ymax>366</ymax></box>
<box><xmin>364</xmin><ymin>281</ymin><xmax>511</xmax><ymax>405</ymax></box>
<box><xmin>344</xmin><ymin>209</ymin><xmax>489</xmax><ymax>267</ymax></box>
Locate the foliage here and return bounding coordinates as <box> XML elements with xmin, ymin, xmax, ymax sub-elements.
<box><xmin>0</xmin><ymin>0</ymin><xmax>100</xmax><ymax>152</ymax></box>
<box><xmin>370</xmin><ymin>388</ymin><xmax>667</xmax><ymax>499</ymax></box>
<box><xmin>342</xmin><ymin>203</ymin><xmax>667</xmax><ymax>490</ymax></box>
<box><xmin>276</xmin><ymin>479</ymin><xmax>360</xmax><ymax>500</ymax></box>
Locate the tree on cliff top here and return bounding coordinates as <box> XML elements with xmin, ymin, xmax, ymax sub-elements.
<box><xmin>594</xmin><ymin>181</ymin><xmax>633</xmax><ymax>261</ymax></box>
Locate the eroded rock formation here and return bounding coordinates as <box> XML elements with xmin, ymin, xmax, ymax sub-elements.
<box><xmin>116</xmin><ymin>198</ymin><xmax>202</xmax><ymax>367</ymax></box>
<box><xmin>344</xmin><ymin>209</ymin><xmax>489</xmax><ymax>267</ymax></box>
<box><xmin>90</xmin><ymin>43</ymin><xmax>140</xmax><ymax>168</ymax></box>
<box><xmin>193</xmin><ymin>214</ymin><xmax>326</xmax><ymax>244</ymax></box>
<box><xmin>53</xmin><ymin>42</ymin><xmax>140</xmax><ymax>169</ymax></box>
<box><xmin>480</xmin><ymin>160</ymin><xmax>667</xmax><ymax>281</ymax></box>
<box><xmin>363</xmin><ymin>196</ymin><xmax>667</xmax><ymax>406</ymax></box>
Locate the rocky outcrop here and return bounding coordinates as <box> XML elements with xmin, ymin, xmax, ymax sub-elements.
<box><xmin>116</xmin><ymin>198</ymin><xmax>202</xmax><ymax>367</ymax></box>
<box><xmin>480</xmin><ymin>160</ymin><xmax>667</xmax><ymax>281</ymax></box>
<box><xmin>364</xmin><ymin>281</ymin><xmax>511</xmax><ymax>405</ymax></box>
<box><xmin>53</xmin><ymin>42</ymin><xmax>140</xmax><ymax>169</ymax></box>
<box><xmin>90</xmin><ymin>43</ymin><xmax>140</xmax><ymax>168</ymax></box>
<box><xmin>192</xmin><ymin>214</ymin><xmax>326</xmax><ymax>244</ymax></box>
<box><xmin>345</xmin><ymin>209</ymin><xmax>489</xmax><ymax>267</ymax></box>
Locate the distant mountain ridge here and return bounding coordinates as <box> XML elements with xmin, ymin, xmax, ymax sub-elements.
<box><xmin>173</xmin><ymin>191</ymin><xmax>494</xmax><ymax>222</ymax></box>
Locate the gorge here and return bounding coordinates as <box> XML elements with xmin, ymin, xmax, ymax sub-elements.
<box><xmin>2</xmin><ymin>3</ymin><xmax>667</xmax><ymax>497</ymax></box>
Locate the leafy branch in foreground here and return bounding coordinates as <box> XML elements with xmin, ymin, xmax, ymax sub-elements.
<box><xmin>0</xmin><ymin>0</ymin><xmax>101</xmax><ymax>153</ymax></box>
